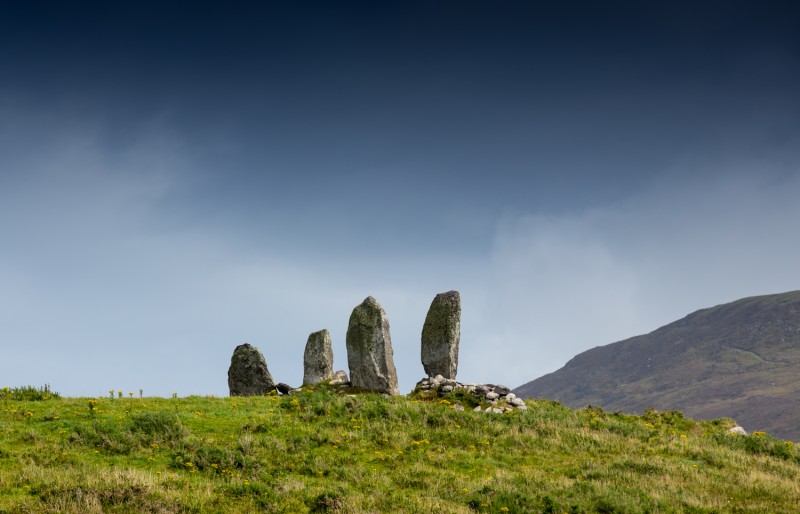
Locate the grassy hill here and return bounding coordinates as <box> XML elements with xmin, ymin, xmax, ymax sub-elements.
<box><xmin>514</xmin><ymin>291</ymin><xmax>800</xmax><ymax>441</ymax></box>
<box><xmin>2</xmin><ymin>386</ymin><xmax>800</xmax><ymax>512</ymax></box>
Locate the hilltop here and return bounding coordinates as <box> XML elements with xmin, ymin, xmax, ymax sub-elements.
<box><xmin>514</xmin><ymin>291</ymin><xmax>800</xmax><ymax>440</ymax></box>
<box><xmin>2</xmin><ymin>385</ymin><xmax>800</xmax><ymax>512</ymax></box>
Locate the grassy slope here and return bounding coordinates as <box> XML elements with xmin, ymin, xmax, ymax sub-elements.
<box><xmin>2</xmin><ymin>388</ymin><xmax>800</xmax><ymax>513</ymax></box>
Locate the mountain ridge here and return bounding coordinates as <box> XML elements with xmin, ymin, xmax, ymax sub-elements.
<box><xmin>514</xmin><ymin>291</ymin><xmax>800</xmax><ymax>440</ymax></box>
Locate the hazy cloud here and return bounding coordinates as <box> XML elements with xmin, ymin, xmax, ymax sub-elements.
<box><xmin>468</xmin><ymin>166</ymin><xmax>800</xmax><ymax>387</ymax></box>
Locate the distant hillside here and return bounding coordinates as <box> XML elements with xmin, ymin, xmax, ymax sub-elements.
<box><xmin>514</xmin><ymin>291</ymin><xmax>800</xmax><ymax>440</ymax></box>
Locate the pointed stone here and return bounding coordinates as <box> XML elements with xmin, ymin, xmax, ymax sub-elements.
<box><xmin>346</xmin><ymin>296</ymin><xmax>399</xmax><ymax>395</ymax></box>
<box><xmin>227</xmin><ymin>343</ymin><xmax>276</xmax><ymax>396</ymax></box>
<box><xmin>303</xmin><ymin>329</ymin><xmax>334</xmax><ymax>385</ymax></box>
<box><xmin>421</xmin><ymin>290</ymin><xmax>461</xmax><ymax>379</ymax></box>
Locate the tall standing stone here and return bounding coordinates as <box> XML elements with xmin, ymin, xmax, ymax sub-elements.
<box><xmin>303</xmin><ymin>329</ymin><xmax>334</xmax><ymax>385</ymax></box>
<box><xmin>228</xmin><ymin>343</ymin><xmax>276</xmax><ymax>396</ymax></box>
<box><xmin>421</xmin><ymin>290</ymin><xmax>461</xmax><ymax>379</ymax></box>
<box><xmin>346</xmin><ymin>296</ymin><xmax>399</xmax><ymax>395</ymax></box>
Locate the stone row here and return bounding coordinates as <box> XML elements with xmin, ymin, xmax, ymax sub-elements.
<box><xmin>228</xmin><ymin>291</ymin><xmax>465</xmax><ymax>398</ymax></box>
<box><xmin>416</xmin><ymin>375</ymin><xmax>529</xmax><ymax>413</ymax></box>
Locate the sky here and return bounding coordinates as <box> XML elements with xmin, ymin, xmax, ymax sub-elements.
<box><xmin>1</xmin><ymin>1</ymin><xmax>799</xmax><ymax>397</ymax></box>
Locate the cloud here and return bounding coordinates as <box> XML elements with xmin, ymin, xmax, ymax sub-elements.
<box><xmin>464</xmin><ymin>166</ymin><xmax>800</xmax><ymax>388</ymax></box>
<box><xmin>2</xmin><ymin>104</ymin><xmax>799</xmax><ymax>397</ymax></box>
<box><xmin>0</xmin><ymin>117</ymin><xmax>482</xmax><ymax>395</ymax></box>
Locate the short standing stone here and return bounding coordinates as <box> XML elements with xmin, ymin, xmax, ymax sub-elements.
<box><xmin>346</xmin><ymin>296</ymin><xmax>400</xmax><ymax>395</ymax></box>
<box><xmin>303</xmin><ymin>329</ymin><xmax>334</xmax><ymax>385</ymax></box>
<box><xmin>421</xmin><ymin>290</ymin><xmax>461</xmax><ymax>379</ymax></box>
<box><xmin>228</xmin><ymin>343</ymin><xmax>276</xmax><ymax>396</ymax></box>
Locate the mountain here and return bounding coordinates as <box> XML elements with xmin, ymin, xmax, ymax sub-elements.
<box><xmin>514</xmin><ymin>291</ymin><xmax>800</xmax><ymax>440</ymax></box>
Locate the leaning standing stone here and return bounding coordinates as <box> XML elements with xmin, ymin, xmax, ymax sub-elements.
<box><xmin>346</xmin><ymin>296</ymin><xmax>400</xmax><ymax>395</ymax></box>
<box><xmin>228</xmin><ymin>343</ymin><xmax>276</xmax><ymax>396</ymax></box>
<box><xmin>421</xmin><ymin>290</ymin><xmax>461</xmax><ymax>379</ymax></box>
<box><xmin>303</xmin><ymin>329</ymin><xmax>334</xmax><ymax>385</ymax></box>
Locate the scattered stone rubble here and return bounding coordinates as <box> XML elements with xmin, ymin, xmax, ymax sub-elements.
<box><xmin>416</xmin><ymin>375</ymin><xmax>528</xmax><ymax>413</ymax></box>
<box><xmin>272</xmin><ymin>369</ymin><xmax>353</xmax><ymax>396</ymax></box>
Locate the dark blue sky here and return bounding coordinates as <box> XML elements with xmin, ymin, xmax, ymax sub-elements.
<box><xmin>2</xmin><ymin>1</ymin><xmax>800</xmax><ymax>395</ymax></box>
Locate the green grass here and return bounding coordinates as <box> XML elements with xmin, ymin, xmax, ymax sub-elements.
<box><xmin>1</xmin><ymin>386</ymin><xmax>800</xmax><ymax>513</ymax></box>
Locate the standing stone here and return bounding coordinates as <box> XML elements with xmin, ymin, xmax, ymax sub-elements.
<box><xmin>421</xmin><ymin>290</ymin><xmax>461</xmax><ymax>379</ymax></box>
<box><xmin>346</xmin><ymin>296</ymin><xmax>399</xmax><ymax>395</ymax></box>
<box><xmin>303</xmin><ymin>329</ymin><xmax>334</xmax><ymax>385</ymax></box>
<box><xmin>227</xmin><ymin>343</ymin><xmax>276</xmax><ymax>396</ymax></box>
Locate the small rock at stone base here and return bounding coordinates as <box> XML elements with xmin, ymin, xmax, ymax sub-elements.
<box><xmin>494</xmin><ymin>385</ymin><xmax>511</xmax><ymax>396</ymax></box>
<box><xmin>728</xmin><ymin>426</ymin><xmax>747</xmax><ymax>435</ymax></box>
<box><xmin>329</xmin><ymin>370</ymin><xmax>349</xmax><ymax>385</ymax></box>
